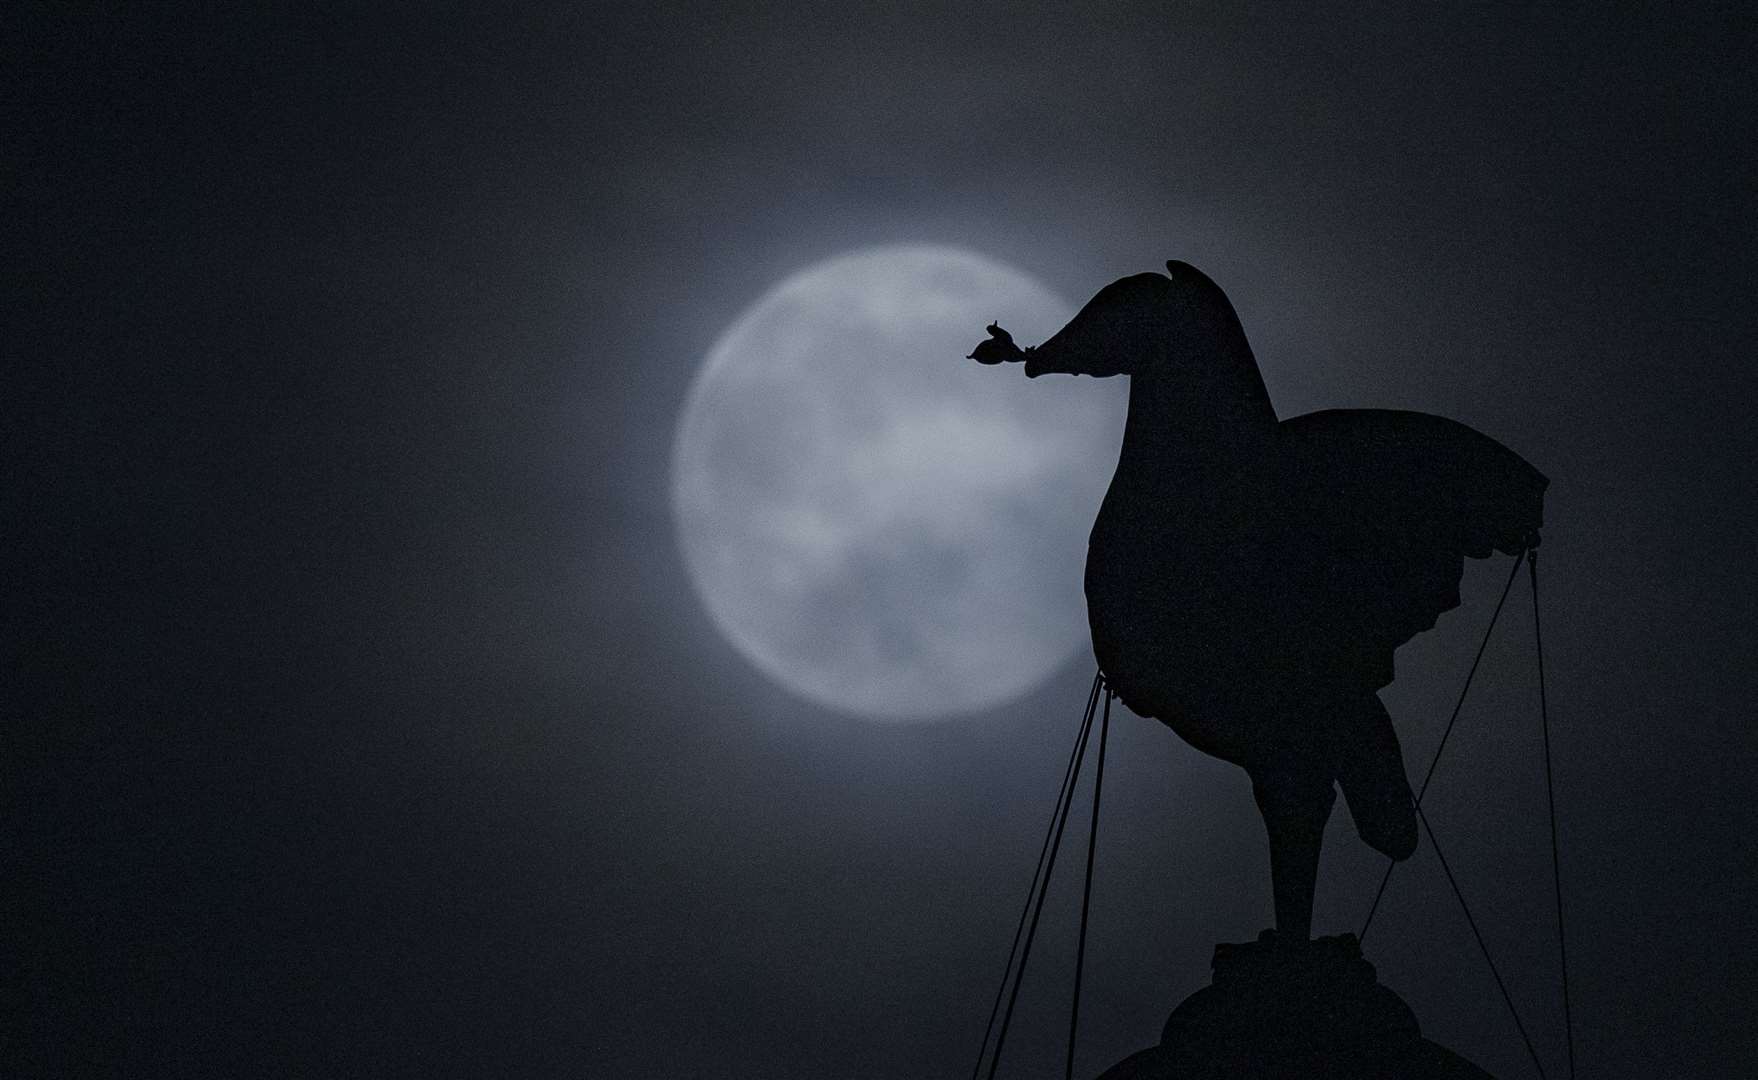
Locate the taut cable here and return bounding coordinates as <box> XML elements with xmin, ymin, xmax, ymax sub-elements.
<box><xmin>1530</xmin><ymin>551</ymin><xmax>1575</xmax><ymax>1080</ymax></box>
<box><xmin>979</xmin><ymin>672</ymin><xmax>1102</xmax><ymax>1080</ymax></box>
<box><xmin>1360</xmin><ymin>553</ymin><xmax>1525</xmax><ymax>941</ymax></box>
<box><xmin>1416</xmin><ymin>804</ymin><xmax>1548</xmax><ymax>1080</ymax></box>
<box><xmin>1065</xmin><ymin>687</ymin><xmax>1112</xmax><ymax>1080</ymax></box>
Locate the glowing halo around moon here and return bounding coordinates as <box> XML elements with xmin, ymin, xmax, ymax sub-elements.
<box><xmin>671</xmin><ymin>245</ymin><xmax>1126</xmax><ymax>720</ymax></box>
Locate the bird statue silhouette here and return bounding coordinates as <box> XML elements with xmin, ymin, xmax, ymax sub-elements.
<box><xmin>968</xmin><ymin>261</ymin><xmax>1546</xmax><ymax>941</ymax></box>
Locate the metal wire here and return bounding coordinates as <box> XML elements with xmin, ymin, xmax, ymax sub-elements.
<box><xmin>1530</xmin><ymin>551</ymin><xmax>1576</xmax><ymax>1080</ymax></box>
<box><xmin>1065</xmin><ymin>688</ymin><xmax>1111</xmax><ymax>1080</ymax></box>
<box><xmin>972</xmin><ymin>672</ymin><xmax>1101</xmax><ymax>1080</ymax></box>
<box><xmin>1360</xmin><ymin>553</ymin><xmax>1526</xmax><ymax>941</ymax></box>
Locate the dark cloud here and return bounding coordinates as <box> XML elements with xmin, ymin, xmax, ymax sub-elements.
<box><xmin>14</xmin><ymin>3</ymin><xmax>1755</xmax><ymax>1077</ymax></box>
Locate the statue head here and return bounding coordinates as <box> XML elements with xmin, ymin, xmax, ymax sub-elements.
<box><xmin>968</xmin><ymin>261</ymin><xmax>1252</xmax><ymax>381</ymax></box>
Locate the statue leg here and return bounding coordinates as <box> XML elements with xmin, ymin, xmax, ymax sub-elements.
<box><xmin>1249</xmin><ymin>763</ymin><xmax>1335</xmax><ymax>942</ymax></box>
<box><xmin>1333</xmin><ymin>695</ymin><xmax>1418</xmax><ymax>861</ymax></box>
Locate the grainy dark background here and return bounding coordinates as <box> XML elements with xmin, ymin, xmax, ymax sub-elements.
<box><xmin>12</xmin><ymin>4</ymin><xmax>1755</xmax><ymax>1077</ymax></box>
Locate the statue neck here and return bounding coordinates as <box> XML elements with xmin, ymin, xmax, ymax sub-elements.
<box><xmin>1119</xmin><ymin>337</ymin><xmax>1278</xmax><ymax>470</ymax></box>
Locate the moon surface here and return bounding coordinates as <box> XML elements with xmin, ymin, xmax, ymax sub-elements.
<box><xmin>671</xmin><ymin>245</ymin><xmax>1126</xmax><ymax>720</ymax></box>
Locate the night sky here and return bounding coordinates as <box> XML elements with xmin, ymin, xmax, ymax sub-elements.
<box><xmin>14</xmin><ymin>5</ymin><xmax>1757</xmax><ymax>1077</ymax></box>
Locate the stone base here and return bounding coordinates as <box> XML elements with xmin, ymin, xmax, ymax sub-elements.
<box><xmin>1093</xmin><ymin>932</ymin><xmax>1495</xmax><ymax>1079</ymax></box>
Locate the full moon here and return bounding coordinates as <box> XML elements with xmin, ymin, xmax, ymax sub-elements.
<box><xmin>671</xmin><ymin>245</ymin><xmax>1126</xmax><ymax>720</ymax></box>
